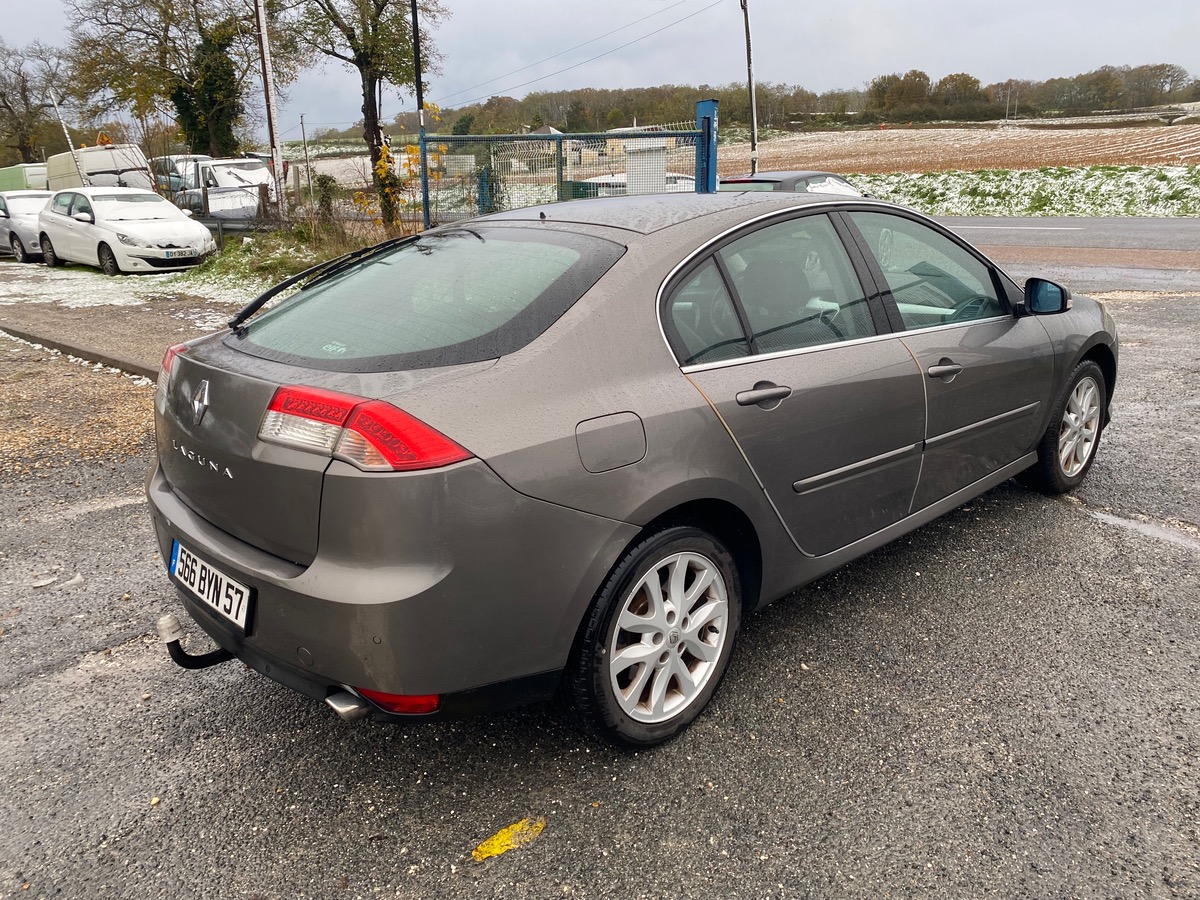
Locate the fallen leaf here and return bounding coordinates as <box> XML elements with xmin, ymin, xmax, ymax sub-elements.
<box><xmin>472</xmin><ymin>817</ymin><xmax>547</xmax><ymax>862</ymax></box>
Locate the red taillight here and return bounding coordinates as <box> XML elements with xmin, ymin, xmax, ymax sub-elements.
<box><xmin>259</xmin><ymin>386</ymin><xmax>471</xmax><ymax>472</ymax></box>
<box><xmin>157</xmin><ymin>343</ymin><xmax>188</xmax><ymax>399</ymax></box>
<box><xmin>356</xmin><ymin>688</ymin><xmax>440</xmax><ymax>714</ymax></box>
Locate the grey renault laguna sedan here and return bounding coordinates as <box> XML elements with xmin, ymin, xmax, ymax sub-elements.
<box><xmin>148</xmin><ymin>192</ymin><xmax>1117</xmax><ymax>747</ymax></box>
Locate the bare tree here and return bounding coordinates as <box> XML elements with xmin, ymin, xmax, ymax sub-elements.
<box><xmin>0</xmin><ymin>40</ymin><xmax>63</xmax><ymax>163</ymax></box>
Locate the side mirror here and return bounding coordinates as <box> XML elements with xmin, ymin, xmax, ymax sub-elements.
<box><xmin>1024</xmin><ymin>277</ymin><xmax>1071</xmax><ymax>315</ymax></box>
<box><xmin>180</xmin><ymin>208</ymin><xmax>194</xmax><ymax>217</ymax></box>
<box><xmin>72</xmin><ymin>211</ymin><xmax>95</xmax><ymax>224</ymax></box>
<box><xmin>0</xmin><ymin>209</ymin><xmax>8</xmax><ymax>219</ymax></box>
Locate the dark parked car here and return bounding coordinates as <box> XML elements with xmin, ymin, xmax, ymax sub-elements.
<box><xmin>720</xmin><ymin>170</ymin><xmax>869</xmax><ymax>196</ymax></box>
<box><xmin>148</xmin><ymin>193</ymin><xmax>1118</xmax><ymax>747</ymax></box>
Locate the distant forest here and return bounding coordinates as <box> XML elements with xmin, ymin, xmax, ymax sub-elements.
<box><xmin>348</xmin><ymin>62</ymin><xmax>1198</xmax><ymax>139</ymax></box>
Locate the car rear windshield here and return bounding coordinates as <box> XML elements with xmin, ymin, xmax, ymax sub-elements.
<box><xmin>229</xmin><ymin>227</ymin><xmax>626</xmax><ymax>372</ymax></box>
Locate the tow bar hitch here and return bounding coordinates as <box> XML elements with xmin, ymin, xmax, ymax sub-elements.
<box><xmin>157</xmin><ymin>614</ymin><xmax>234</xmax><ymax>670</ymax></box>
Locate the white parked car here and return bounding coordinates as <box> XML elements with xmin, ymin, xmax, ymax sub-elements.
<box><xmin>38</xmin><ymin>187</ymin><xmax>217</xmax><ymax>275</ymax></box>
<box><xmin>0</xmin><ymin>189</ymin><xmax>53</xmax><ymax>262</ymax></box>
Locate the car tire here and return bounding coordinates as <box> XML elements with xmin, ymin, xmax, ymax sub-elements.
<box><xmin>41</xmin><ymin>235</ymin><xmax>64</xmax><ymax>267</ymax></box>
<box><xmin>99</xmin><ymin>244</ymin><xmax>122</xmax><ymax>277</ymax></box>
<box><xmin>1019</xmin><ymin>359</ymin><xmax>1106</xmax><ymax>494</ymax></box>
<box><xmin>12</xmin><ymin>235</ymin><xmax>31</xmax><ymax>263</ymax></box>
<box><xmin>568</xmin><ymin>526</ymin><xmax>741</xmax><ymax>748</ymax></box>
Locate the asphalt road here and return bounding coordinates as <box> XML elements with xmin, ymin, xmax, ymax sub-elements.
<box><xmin>2</xmin><ymin>244</ymin><xmax>1199</xmax><ymax>898</ymax></box>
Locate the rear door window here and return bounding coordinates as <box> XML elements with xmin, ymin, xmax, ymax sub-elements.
<box><xmin>718</xmin><ymin>214</ymin><xmax>878</xmax><ymax>353</ymax></box>
<box><xmin>231</xmin><ymin>227</ymin><xmax>625</xmax><ymax>372</ymax></box>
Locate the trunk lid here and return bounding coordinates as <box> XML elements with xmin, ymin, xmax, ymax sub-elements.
<box><xmin>156</xmin><ymin>338</ymin><xmax>496</xmax><ymax>565</ymax></box>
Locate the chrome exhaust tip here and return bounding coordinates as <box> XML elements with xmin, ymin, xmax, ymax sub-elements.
<box><xmin>326</xmin><ymin>690</ymin><xmax>373</xmax><ymax>723</ymax></box>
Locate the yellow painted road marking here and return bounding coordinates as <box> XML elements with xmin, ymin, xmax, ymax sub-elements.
<box><xmin>471</xmin><ymin>817</ymin><xmax>547</xmax><ymax>861</ymax></box>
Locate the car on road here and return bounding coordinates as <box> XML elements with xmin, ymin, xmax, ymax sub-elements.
<box><xmin>720</xmin><ymin>170</ymin><xmax>869</xmax><ymax>197</ymax></box>
<box><xmin>147</xmin><ymin>192</ymin><xmax>1118</xmax><ymax>747</ymax></box>
<box><xmin>0</xmin><ymin>190</ymin><xmax>53</xmax><ymax>262</ymax></box>
<box><xmin>38</xmin><ymin>187</ymin><xmax>216</xmax><ymax>275</ymax></box>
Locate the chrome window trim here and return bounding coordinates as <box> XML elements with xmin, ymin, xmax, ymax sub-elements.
<box><xmin>680</xmin><ymin>328</ymin><xmax>903</xmax><ymax>375</ymax></box>
<box><xmin>894</xmin><ymin>312</ymin><xmax>1012</xmax><ymax>336</ymax></box>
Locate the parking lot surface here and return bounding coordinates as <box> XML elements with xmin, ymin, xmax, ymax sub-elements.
<box><xmin>1</xmin><ymin>249</ymin><xmax>1198</xmax><ymax>898</ymax></box>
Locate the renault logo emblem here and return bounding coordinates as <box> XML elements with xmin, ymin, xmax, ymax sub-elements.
<box><xmin>192</xmin><ymin>380</ymin><xmax>210</xmax><ymax>426</ymax></box>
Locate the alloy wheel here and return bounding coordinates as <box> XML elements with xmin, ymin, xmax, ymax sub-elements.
<box><xmin>1058</xmin><ymin>375</ymin><xmax>1101</xmax><ymax>478</ymax></box>
<box><xmin>608</xmin><ymin>551</ymin><xmax>729</xmax><ymax>724</ymax></box>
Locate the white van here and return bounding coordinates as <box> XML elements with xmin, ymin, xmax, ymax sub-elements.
<box><xmin>173</xmin><ymin>157</ymin><xmax>275</xmax><ymax>219</ymax></box>
<box><xmin>46</xmin><ymin>144</ymin><xmax>154</xmax><ymax>191</ymax></box>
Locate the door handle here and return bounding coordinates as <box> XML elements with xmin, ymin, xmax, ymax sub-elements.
<box><xmin>926</xmin><ymin>360</ymin><xmax>963</xmax><ymax>380</ymax></box>
<box><xmin>736</xmin><ymin>383</ymin><xmax>792</xmax><ymax>408</ymax></box>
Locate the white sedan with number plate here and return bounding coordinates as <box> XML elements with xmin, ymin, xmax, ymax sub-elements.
<box><xmin>38</xmin><ymin>186</ymin><xmax>216</xmax><ymax>275</ymax></box>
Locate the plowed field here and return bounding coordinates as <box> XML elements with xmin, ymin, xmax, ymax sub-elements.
<box><xmin>719</xmin><ymin>124</ymin><xmax>1200</xmax><ymax>174</ymax></box>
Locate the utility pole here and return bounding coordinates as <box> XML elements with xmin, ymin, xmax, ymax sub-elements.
<box><xmin>300</xmin><ymin>114</ymin><xmax>315</xmax><ymax>212</ymax></box>
<box><xmin>740</xmin><ymin>0</ymin><xmax>759</xmax><ymax>173</ymax></box>
<box><xmin>410</xmin><ymin>0</ymin><xmax>431</xmax><ymax>230</ymax></box>
<box><xmin>254</xmin><ymin>0</ymin><xmax>285</xmax><ymax>218</ymax></box>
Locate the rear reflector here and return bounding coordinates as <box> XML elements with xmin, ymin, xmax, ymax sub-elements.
<box><xmin>259</xmin><ymin>386</ymin><xmax>470</xmax><ymax>472</ymax></box>
<box><xmin>356</xmin><ymin>688</ymin><xmax>441</xmax><ymax>714</ymax></box>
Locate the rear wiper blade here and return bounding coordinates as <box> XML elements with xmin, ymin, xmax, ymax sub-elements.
<box><xmin>227</xmin><ymin>234</ymin><xmax>416</xmax><ymax>332</ymax></box>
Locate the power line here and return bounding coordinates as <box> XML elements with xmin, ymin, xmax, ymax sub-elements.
<box><xmin>436</xmin><ymin>0</ymin><xmax>726</xmax><ymax>110</ymax></box>
<box><xmin>435</xmin><ymin>0</ymin><xmax>696</xmax><ymax>105</ymax></box>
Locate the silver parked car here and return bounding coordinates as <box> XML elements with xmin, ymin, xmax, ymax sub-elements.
<box><xmin>0</xmin><ymin>189</ymin><xmax>53</xmax><ymax>262</ymax></box>
<box><xmin>720</xmin><ymin>170</ymin><xmax>869</xmax><ymax>197</ymax></box>
<box><xmin>148</xmin><ymin>193</ymin><xmax>1118</xmax><ymax>747</ymax></box>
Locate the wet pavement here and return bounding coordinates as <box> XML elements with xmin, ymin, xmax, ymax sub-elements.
<box><xmin>1</xmin><ymin>237</ymin><xmax>1199</xmax><ymax>898</ymax></box>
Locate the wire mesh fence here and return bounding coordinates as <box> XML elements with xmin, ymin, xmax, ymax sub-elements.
<box><xmin>419</xmin><ymin>121</ymin><xmax>702</xmax><ymax>222</ymax></box>
<box><xmin>275</xmin><ymin>103</ymin><xmax>717</xmax><ymax>235</ymax></box>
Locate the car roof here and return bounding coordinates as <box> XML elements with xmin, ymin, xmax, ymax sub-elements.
<box><xmin>51</xmin><ymin>186</ymin><xmax>162</xmax><ymax>198</ymax></box>
<box><xmin>721</xmin><ymin>171</ymin><xmax>840</xmax><ymax>182</ymax></box>
<box><xmin>473</xmin><ymin>191</ymin><xmax>849</xmax><ymax>236</ymax></box>
<box><xmin>0</xmin><ymin>190</ymin><xmax>53</xmax><ymax>198</ymax></box>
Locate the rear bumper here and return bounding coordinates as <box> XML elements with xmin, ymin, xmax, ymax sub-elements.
<box><xmin>146</xmin><ymin>458</ymin><xmax>637</xmax><ymax>710</ymax></box>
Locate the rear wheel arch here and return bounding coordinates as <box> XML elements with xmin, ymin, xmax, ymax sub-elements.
<box><xmin>1079</xmin><ymin>343</ymin><xmax>1117</xmax><ymax>425</ymax></box>
<box><xmin>634</xmin><ymin>499</ymin><xmax>764</xmax><ymax>614</ymax></box>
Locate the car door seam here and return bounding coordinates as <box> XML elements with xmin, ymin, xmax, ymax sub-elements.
<box><xmin>898</xmin><ymin>337</ymin><xmax>929</xmax><ymax>516</ymax></box>
<box><xmin>684</xmin><ymin>374</ymin><xmax>810</xmax><ymax>557</ymax></box>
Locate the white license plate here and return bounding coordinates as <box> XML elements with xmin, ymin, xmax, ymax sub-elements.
<box><xmin>170</xmin><ymin>541</ymin><xmax>252</xmax><ymax>630</ymax></box>
<box><xmin>165</xmin><ymin>249</ymin><xmax>195</xmax><ymax>259</ymax></box>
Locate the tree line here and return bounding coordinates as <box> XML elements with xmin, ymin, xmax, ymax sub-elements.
<box><xmin>2</xmin><ymin>0</ymin><xmax>1197</xmax><ymax>174</ymax></box>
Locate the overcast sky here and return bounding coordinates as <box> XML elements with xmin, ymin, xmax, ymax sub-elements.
<box><xmin>7</xmin><ymin>0</ymin><xmax>1200</xmax><ymax>141</ymax></box>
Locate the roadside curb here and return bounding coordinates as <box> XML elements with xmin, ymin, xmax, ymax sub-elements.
<box><xmin>0</xmin><ymin>321</ymin><xmax>158</xmax><ymax>381</ymax></box>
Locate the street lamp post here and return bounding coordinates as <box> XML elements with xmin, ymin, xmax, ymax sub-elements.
<box><xmin>741</xmin><ymin>0</ymin><xmax>759</xmax><ymax>173</ymax></box>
